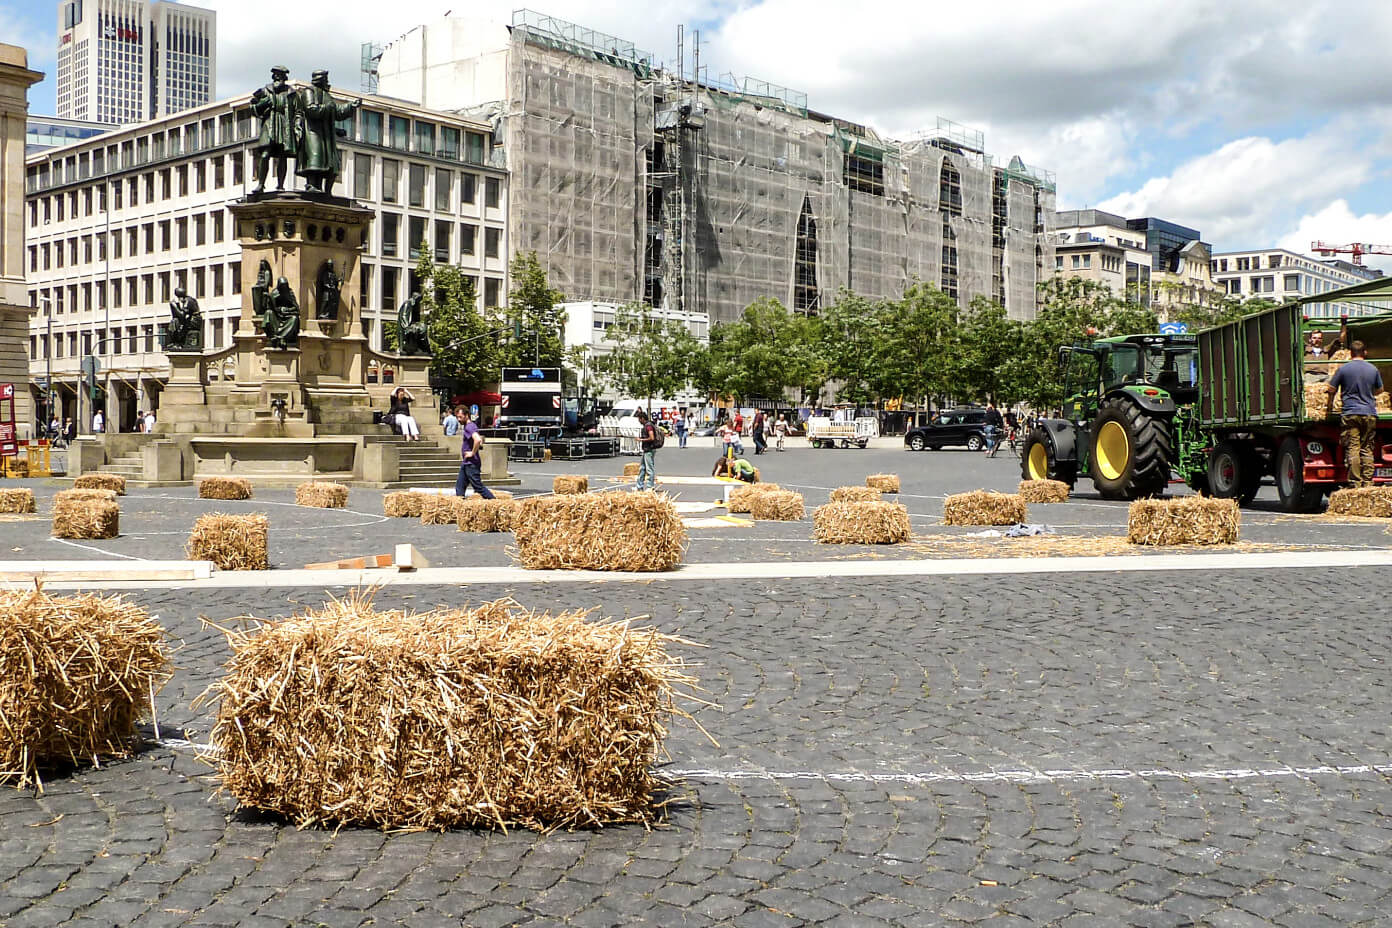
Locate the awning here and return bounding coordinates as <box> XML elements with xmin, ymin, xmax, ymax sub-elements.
<box><xmin>451</xmin><ymin>390</ymin><xmax>503</xmax><ymax>407</ymax></box>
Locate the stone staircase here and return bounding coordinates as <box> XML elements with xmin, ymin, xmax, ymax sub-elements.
<box><xmin>99</xmin><ymin>449</ymin><xmax>146</xmax><ymax>480</ymax></box>
<box><xmin>381</xmin><ymin>436</ymin><xmax>461</xmax><ymax>487</ymax></box>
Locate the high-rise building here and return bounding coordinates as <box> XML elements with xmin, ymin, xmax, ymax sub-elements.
<box><xmin>56</xmin><ymin>0</ymin><xmax>215</xmax><ymax>125</ymax></box>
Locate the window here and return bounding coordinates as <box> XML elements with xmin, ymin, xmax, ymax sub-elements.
<box><xmin>408</xmin><ymin>164</ymin><xmax>426</xmax><ymax>207</ymax></box>
<box><xmin>1071</xmin><ymin>254</ymin><xmax>1081</xmax><ymax>269</ymax></box>
<box><xmin>1082</xmin><ymin>254</ymin><xmax>1091</xmax><ymax>268</ymax></box>
<box><xmin>1229</xmin><ymin>278</ymin><xmax>1241</xmax><ymax>294</ymax></box>
<box><xmin>389</xmin><ymin>116</ymin><xmax>409</xmax><ymax>150</ymax></box>
<box><xmin>485</xmin><ymin>227</ymin><xmax>501</xmax><ymax>258</ymax></box>
<box><xmin>213</xmin><ymin>156</ymin><xmax>224</xmax><ymax>188</ymax></box>
<box><xmin>230</xmin><ymin>262</ymin><xmax>241</xmax><ymax>294</ymax></box>
<box><xmin>465</xmin><ymin>131</ymin><xmax>486</xmax><ymax>164</ymax></box>
<box><xmin>194</xmin><ymin>214</ymin><xmax>206</xmax><ymax>245</ymax></box>
<box><xmin>434</xmin><ymin>220</ymin><xmax>451</xmax><ymax>261</ymax></box>
<box><xmin>409</xmin><ymin>216</ymin><xmax>426</xmax><ymax>258</ymax></box>
<box><xmin>381</xmin><ymin>212</ymin><xmax>399</xmax><ymax>257</ymax></box>
<box><xmin>434</xmin><ymin>168</ymin><xmax>452</xmax><ymax>211</ymax></box>
<box><xmin>212</xmin><ymin>264</ymin><xmax>224</xmax><ymax>297</ymax></box>
<box><xmin>381</xmin><ymin>266</ymin><xmax>398</xmax><ymax>311</ymax></box>
<box><xmin>353</xmin><ymin>154</ymin><xmax>372</xmax><ymax>200</ymax></box>
<box><xmin>441</xmin><ymin>126</ymin><xmax>460</xmax><ymax>159</ymax></box>
<box><xmin>1269</xmin><ymin>254</ymin><xmax>1282</xmax><ymax>269</ymax></box>
<box><xmin>414</xmin><ymin>121</ymin><xmax>434</xmax><ymax>155</ymax></box>
<box><xmin>159</xmin><ymin>220</ymin><xmax>171</xmax><ymax>250</ymax></box>
<box><xmin>127</xmin><ymin>326</ymin><xmax>137</xmax><ymax>354</ymax></box>
<box><xmin>382</xmin><ymin>159</ymin><xmax>399</xmax><ymax>203</ymax></box>
<box><xmin>176</xmin><ymin>217</ymin><xmax>187</xmax><ymax>248</ymax></box>
<box><xmin>193</xmin><ymin>267</ymin><xmax>205</xmax><ymax>298</ymax></box>
<box><xmin>485</xmin><ymin>177</ymin><xmax>501</xmax><ymax>209</ymax></box>
<box><xmin>195</xmin><ymin>160</ymin><xmax>206</xmax><ymax>192</ymax></box>
<box><xmin>143</xmin><ymin>326</ymin><xmax>154</xmax><ymax>352</ymax></box>
<box><xmin>361</xmin><ymin>110</ymin><xmax>383</xmax><ymax>146</ymax></box>
<box><xmin>484</xmin><ymin>277</ymin><xmax>501</xmax><ymax>307</ymax></box>
<box><xmin>460</xmin><ymin>173</ymin><xmax>477</xmax><ymax>206</ymax></box>
<box><xmin>213</xmin><ymin>211</ymin><xmax>224</xmax><ymax>242</ymax></box>
<box><xmin>159</xmin><ymin>271</ymin><xmax>171</xmax><ymax>302</ymax></box>
<box><xmin>460</xmin><ymin>223</ymin><xmax>477</xmax><ymax>256</ymax></box>
<box><xmin>1284</xmin><ymin>274</ymin><xmax>1300</xmax><ymax>292</ymax></box>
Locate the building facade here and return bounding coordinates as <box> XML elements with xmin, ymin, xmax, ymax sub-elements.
<box><xmin>24</xmin><ymin>87</ymin><xmax>508</xmax><ymax>431</ymax></box>
<box><xmin>1054</xmin><ymin>209</ymin><xmax>1218</xmax><ymax>310</ymax></box>
<box><xmin>374</xmin><ymin>11</ymin><xmax>1057</xmax><ymax>323</ymax></box>
<box><xmin>26</xmin><ymin>114</ymin><xmax>109</xmax><ymax>155</ymax></box>
<box><xmin>56</xmin><ymin>0</ymin><xmax>215</xmax><ymax>125</ymax></box>
<box><xmin>1</xmin><ymin>46</ymin><xmax>45</xmax><ymax>439</ymax></box>
<box><xmin>1210</xmin><ymin>249</ymin><xmax>1382</xmax><ymax>315</ymax></box>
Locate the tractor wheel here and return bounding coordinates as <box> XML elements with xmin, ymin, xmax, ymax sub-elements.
<box><xmin>1275</xmin><ymin>438</ymin><xmax>1324</xmax><ymax>513</ymax></box>
<box><xmin>908</xmin><ymin>435</ymin><xmax>926</xmax><ymax>451</ymax></box>
<box><xmin>1021</xmin><ymin>427</ymin><xmax>1076</xmax><ymax>488</ymax></box>
<box><xmin>1089</xmin><ymin>400</ymin><xmax>1172</xmax><ymax>500</ymax></box>
<box><xmin>966</xmin><ymin>434</ymin><xmax>984</xmax><ymax>452</ymax></box>
<box><xmin>1207</xmin><ymin>441</ymin><xmax>1261</xmax><ymax>505</ymax></box>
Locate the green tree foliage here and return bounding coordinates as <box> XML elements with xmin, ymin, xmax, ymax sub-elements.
<box><xmin>1168</xmin><ymin>294</ymin><xmax>1279</xmax><ymax>330</ymax></box>
<box><xmin>591</xmin><ymin>303</ymin><xmax>706</xmax><ymax>403</ymax></box>
<box><xmin>706</xmin><ymin>298</ymin><xmax>825</xmax><ymax>404</ymax></box>
<box><xmin>815</xmin><ymin>289</ymin><xmax>885</xmax><ymax>405</ymax></box>
<box><xmin>501</xmin><ymin>252</ymin><xmax>568</xmax><ymax>368</ymax></box>
<box><xmin>408</xmin><ymin>250</ymin><xmax>501</xmax><ymax>393</ymax></box>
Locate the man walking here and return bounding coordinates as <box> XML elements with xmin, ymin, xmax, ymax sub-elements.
<box><xmin>983</xmin><ymin>402</ymin><xmax>1003</xmax><ymax>455</ymax></box>
<box><xmin>454</xmin><ymin>409</ymin><xmax>495</xmax><ymax>500</ymax></box>
<box><xmin>674</xmin><ymin>412</ymin><xmax>688</xmax><ymax>449</ymax></box>
<box><xmin>1329</xmin><ymin>340</ymin><xmax>1383</xmax><ymax>488</ymax></box>
<box><xmin>635</xmin><ymin>410</ymin><xmax>659</xmax><ymax>491</ymax></box>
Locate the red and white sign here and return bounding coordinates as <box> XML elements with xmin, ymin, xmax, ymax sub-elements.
<box><xmin>0</xmin><ymin>384</ymin><xmax>15</xmax><ymax>457</ymax></box>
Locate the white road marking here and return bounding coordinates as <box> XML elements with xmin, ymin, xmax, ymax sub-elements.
<box><xmin>669</xmin><ymin>764</ymin><xmax>1392</xmax><ymax>785</ymax></box>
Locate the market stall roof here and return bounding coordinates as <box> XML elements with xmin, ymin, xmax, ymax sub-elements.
<box><xmin>451</xmin><ymin>390</ymin><xmax>503</xmax><ymax>406</ymax></box>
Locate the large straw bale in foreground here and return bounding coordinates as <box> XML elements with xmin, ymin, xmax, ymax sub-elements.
<box><xmin>188</xmin><ymin>513</ymin><xmax>269</xmax><ymax>570</ymax></box>
<box><xmin>553</xmin><ymin>475</ymin><xmax>589</xmax><ymax>495</ymax></box>
<box><xmin>1328</xmin><ymin>486</ymin><xmax>1392</xmax><ymax>518</ymax></box>
<box><xmin>52</xmin><ymin>498</ymin><xmax>119</xmax><ymax>539</ymax></box>
<box><xmin>813</xmin><ymin>501</ymin><xmax>912</xmax><ymax>544</ymax></box>
<box><xmin>0</xmin><ymin>488</ymin><xmax>36</xmax><ymax>513</ymax></box>
<box><xmin>831</xmin><ymin>485</ymin><xmax>881</xmax><ymax>503</ymax></box>
<box><xmin>419</xmin><ymin>495</ymin><xmax>463</xmax><ymax>525</ymax></box>
<box><xmin>295</xmin><ymin>481</ymin><xmax>348</xmax><ymax>509</ymax></box>
<box><xmin>0</xmin><ymin>590</ymin><xmax>170</xmax><ymax>789</ymax></box>
<box><xmin>1127</xmin><ymin>496</ymin><xmax>1239</xmax><ymax>545</ymax></box>
<box><xmin>750</xmin><ymin>490</ymin><xmax>805</xmax><ymax>521</ymax></box>
<box><xmin>1018</xmin><ymin>479</ymin><xmax>1070</xmax><ymax>503</ymax></box>
<box><xmin>942</xmin><ymin>491</ymin><xmax>1027</xmax><ymax>526</ymax></box>
<box><xmin>727</xmin><ymin>482</ymin><xmax>780</xmax><ymax>513</ymax></box>
<box><xmin>73</xmin><ymin>473</ymin><xmax>126</xmax><ymax>495</ymax></box>
<box><xmin>198</xmin><ymin>477</ymin><xmax>253</xmax><ymax>500</ymax></box>
<box><xmin>514</xmin><ymin>493</ymin><xmax>686</xmax><ymax>571</ymax></box>
<box><xmin>865</xmin><ymin>474</ymin><xmax>900</xmax><ymax>493</ymax></box>
<box><xmin>383</xmin><ymin>491</ymin><xmax>426</xmax><ymax>518</ymax></box>
<box><xmin>198</xmin><ymin>595</ymin><xmax>696</xmax><ymax>830</ymax></box>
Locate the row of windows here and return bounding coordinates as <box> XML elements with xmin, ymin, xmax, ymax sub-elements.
<box><xmin>30</xmin><ymin>209</ymin><xmax>230</xmax><ymax>275</ymax></box>
<box><xmin>1221</xmin><ymin>274</ymin><xmax>1348</xmax><ymax>296</ymax></box>
<box><xmin>375</xmin><ymin>214</ymin><xmax>503</xmax><ymax>263</ymax></box>
<box><xmin>29</xmin><ymin>153</ymin><xmax>243</xmax><ymax>225</ymax></box>
<box><xmin>32</xmin><ymin>262</ymin><xmax>241</xmax><ymax>316</ymax></box>
<box><xmin>350</xmin><ymin>153</ymin><xmax>502</xmax><ymax>212</ymax></box>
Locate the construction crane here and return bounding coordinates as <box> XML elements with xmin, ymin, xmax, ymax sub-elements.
<box><xmin>1310</xmin><ymin>241</ymin><xmax>1392</xmax><ymax>266</ymax></box>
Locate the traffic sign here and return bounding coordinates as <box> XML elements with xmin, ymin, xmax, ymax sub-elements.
<box><xmin>81</xmin><ymin>355</ymin><xmax>100</xmax><ymax>378</ymax></box>
<box><xmin>1158</xmin><ymin>321</ymin><xmax>1188</xmax><ymax>335</ymax></box>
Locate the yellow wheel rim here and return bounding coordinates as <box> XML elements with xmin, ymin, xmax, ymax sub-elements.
<box><xmin>1028</xmin><ymin>443</ymin><xmax>1049</xmax><ymax>480</ymax></box>
<box><xmin>1095</xmin><ymin>420</ymin><xmax>1130</xmax><ymax>481</ymax></box>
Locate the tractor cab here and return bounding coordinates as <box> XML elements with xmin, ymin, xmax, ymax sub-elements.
<box><xmin>1061</xmin><ymin>334</ymin><xmax>1198</xmax><ymax>418</ymax></box>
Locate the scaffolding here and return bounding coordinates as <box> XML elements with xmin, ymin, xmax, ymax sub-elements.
<box><xmin>511</xmin><ymin>9</ymin><xmax>658</xmax><ymax>76</ymax></box>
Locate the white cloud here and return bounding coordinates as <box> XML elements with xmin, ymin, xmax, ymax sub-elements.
<box><xmin>1278</xmin><ymin>201</ymin><xmax>1392</xmax><ymax>273</ymax></box>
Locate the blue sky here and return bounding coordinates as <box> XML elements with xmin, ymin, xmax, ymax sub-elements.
<box><xmin>10</xmin><ymin>0</ymin><xmax>1392</xmax><ymax>267</ymax></box>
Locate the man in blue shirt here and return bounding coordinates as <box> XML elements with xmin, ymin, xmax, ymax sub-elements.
<box><xmin>1329</xmin><ymin>340</ymin><xmax>1384</xmax><ymax>488</ymax></box>
<box><xmin>455</xmin><ymin>409</ymin><xmax>495</xmax><ymax>499</ymax></box>
<box><xmin>442</xmin><ymin>405</ymin><xmax>460</xmax><ymax>436</ymax></box>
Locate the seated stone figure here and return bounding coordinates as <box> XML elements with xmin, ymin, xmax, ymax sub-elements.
<box><xmin>397</xmin><ymin>291</ymin><xmax>430</xmax><ymax>355</ymax></box>
<box><xmin>165</xmin><ymin>288</ymin><xmax>203</xmax><ymax>351</ymax></box>
<box><xmin>263</xmin><ymin>277</ymin><xmax>301</xmax><ymax>350</ymax></box>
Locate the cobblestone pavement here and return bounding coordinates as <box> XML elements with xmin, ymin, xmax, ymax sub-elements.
<box><xmin>4</xmin><ymin>571</ymin><xmax>1392</xmax><ymax>927</ymax></box>
<box><xmin>7</xmin><ymin>446</ymin><xmax>1391</xmax><ymax>567</ymax></box>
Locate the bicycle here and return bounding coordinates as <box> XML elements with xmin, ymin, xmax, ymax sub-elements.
<box><xmin>987</xmin><ymin>426</ymin><xmax>1020</xmax><ymax>459</ymax></box>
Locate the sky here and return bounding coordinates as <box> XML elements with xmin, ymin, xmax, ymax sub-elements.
<box><xmin>10</xmin><ymin>0</ymin><xmax>1392</xmax><ymax>269</ymax></box>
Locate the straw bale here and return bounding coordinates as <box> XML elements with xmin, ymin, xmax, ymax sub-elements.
<box><xmin>1379</xmin><ymin>390</ymin><xmax>1392</xmax><ymax>413</ymax></box>
<box><xmin>54</xmin><ymin>488</ymin><xmax>117</xmax><ymax>505</ymax></box>
<box><xmin>0</xmin><ymin>488</ymin><xmax>36</xmax><ymax>513</ymax></box>
<box><xmin>1127</xmin><ymin>497</ymin><xmax>1240</xmax><ymax>545</ymax></box>
<box><xmin>831</xmin><ymin>485</ymin><xmax>882</xmax><ymax>503</ymax></box>
<box><xmin>456</xmin><ymin>497</ymin><xmax>520</xmax><ymax>532</ymax></box>
<box><xmin>1331</xmin><ymin>349</ymin><xmax>1352</xmax><ymax>361</ymax></box>
<box><xmin>73</xmin><ymin>473</ymin><xmax>126</xmax><ymax>495</ymax></box>
<box><xmin>813</xmin><ymin>501</ymin><xmax>912</xmax><ymax>544</ymax></box>
<box><xmin>514</xmin><ymin>493</ymin><xmax>686</xmax><ymax>571</ymax></box>
<box><xmin>553</xmin><ymin>475</ymin><xmax>589</xmax><ymax>495</ymax></box>
<box><xmin>383</xmin><ymin>491</ymin><xmax>426</xmax><ymax>518</ymax></box>
<box><xmin>52</xmin><ymin>498</ymin><xmax>119</xmax><ymax>539</ymax></box>
<box><xmin>727</xmin><ymin>482</ymin><xmax>781</xmax><ymax>513</ymax></box>
<box><xmin>419</xmin><ymin>494</ymin><xmax>463</xmax><ymax>525</ymax></box>
<box><xmin>295</xmin><ymin>481</ymin><xmax>348</xmax><ymax>509</ymax></box>
<box><xmin>1305</xmin><ymin>382</ymin><xmax>1334</xmax><ymax>419</ymax></box>
<box><xmin>865</xmin><ymin>474</ymin><xmax>900</xmax><ymax>493</ymax></box>
<box><xmin>188</xmin><ymin>513</ymin><xmax>269</xmax><ymax>570</ymax></box>
<box><xmin>198</xmin><ymin>476</ymin><xmax>254</xmax><ymax>500</ymax></box>
<box><xmin>623</xmin><ymin>462</ymin><xmax>640</xmax><ymax>477</ymax></box>
<box><xmin>750</xmin><ymin>490</ymin><xmax>805</xmax><ymax>521</ymax></box>
<box><xmin>0</xmin><ymin>590</ymin><xmax>170</xmax><ymax>789</ymax></box>
<box><xmin>1018</xmin><ymin>479</ymin><xmax>1071</xmax><ymax>503</ymax></box>
<box><xmin>942</xmin><ymin>491</ymin><xmax>1027</xmax><ymax>526</ymax></box>
<box><xmin>1327</xmin><ymin>486</ymin><xmax>1392</xmax><ymax>518</ymax></box>
<box><xmin>197</xmin><ymin>594</ymin><xmax>697</xmax><ymax>830</ymax></box>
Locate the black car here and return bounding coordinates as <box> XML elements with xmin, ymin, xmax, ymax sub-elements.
<box><xmin>904</xmin><ymin>409</ymin><xmax>989</xmax><ymax>451</ymax></box>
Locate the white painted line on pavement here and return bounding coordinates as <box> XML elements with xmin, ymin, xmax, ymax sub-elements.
<box><xmin>669</xmin><ymin>763</ymin><xmax>1392</xmax><ymax>785</ymax></box>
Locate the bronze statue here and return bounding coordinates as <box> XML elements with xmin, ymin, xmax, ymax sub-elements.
<box><xmin>251</xmin><ymin>258</ymin><xmax>273</xmax><ymax>330</ymax></box>
<box><xmin>397</xmin><ymin>291</ymin><xmax>430</xmax><ymax>355</ymax></box>
<box><xmin>295</xmin><ymin>70</ymin><xmax>360</xmax><ymax>194</ymax></box>
<box><xmin>250</xmin><ymin>66</ymin><xmax>296</xmax><ymax>194</ymax></box>
<box><xmin>315</xmin><ymin>259</ymin><xmax>342</xmax><ymax>320</ymax></box>
<box><xmin>263</xmin><ymin>277</ymin><xmax>301</xmax><ymax>350</ymax></box>
<box><xmin>165</xmin><ymin>287</ymin><xmax>203</xmax><ymax>351</ymax></box>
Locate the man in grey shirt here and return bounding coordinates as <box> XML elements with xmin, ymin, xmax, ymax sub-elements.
<box><xmin>1329</xmin><ymin>340</ymin><xmax>1384</xmax><ymax>488</ymax></box>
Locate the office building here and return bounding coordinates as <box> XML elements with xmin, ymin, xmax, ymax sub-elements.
<box><xmin>371</xmin><ymin>11</ymin><xmax>1057</xmax><ymax>323</ymax></box>
<box><xmin>1054</xmin><ymin>209</ymin><xmax>1218</xmax><ymax>309</ymax></box>
<box><xmin>56</xmin><ymin>0</ymin><xmax>216</xmax><ymax>125</ymax></box>
<box><xmin>26</xmin><ymin>114</ymin><xmax>109</xmax><ymax>155</ymax></box>
<box><xmin>24</xmin><ymin>87</ymin><xmax>508</xmax><ymax>429</ymax></box>
<box><xmin>2</xmin><ymin>46</ymin><xmax>44</xmax><ymax>437</ymax></box>
<box><xmin>1210</xmin><ymin>248</ymin><xmax>1382</xmax><ymax>315</ymax></box>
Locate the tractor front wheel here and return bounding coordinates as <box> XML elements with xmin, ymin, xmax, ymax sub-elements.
<box><xmin>1021</xmin><ymin>427</ymin><xmax>1076</xmax><ymax>487</ymax></box>
<box><xmin>1089</xmin><ymin>400</ymin><xmax>1172</xmax><ymax>500</ymax></box>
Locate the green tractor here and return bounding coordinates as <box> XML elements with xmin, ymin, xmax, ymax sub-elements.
<box><xmin>1022</xmin><ymin>334</ymin><xmax>1201</xmax><ymax>500</ymax></box>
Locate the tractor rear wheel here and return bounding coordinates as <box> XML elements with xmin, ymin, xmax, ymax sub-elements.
<box><xmin>1089</xmin><ymin>399</ymin><xmax>1172</xmax><ymax>500</ymax></box>
<box><xmin>1021</xmin><ymin>427</ymin><xmax>1076</xmax><ymax>487</ymax></box>
<box><xmin>1276</xmin><ymin>438</ymin><xmax>1323</xmax><ymax>513</ymax></box>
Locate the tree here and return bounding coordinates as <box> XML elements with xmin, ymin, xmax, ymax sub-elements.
<box><xmin>1168</xmin><ymin>294</ymin><xmax>1279</xmax><ymax>331</ymax></box>
<box><xmin>956</xmin><ymin>297</ymin><xmax>1029</xmax><ymax>406</ymax></box>
<box><xmin>815</xmin><ymin>289</ymin><xmax>884</xmax><ymax>405</ymax></box>
<box><xmin>500</xmin><ymin>252</ymin><xmax>568</xmax><ymax>368</ymax></box>
<box><xmin>873</xmin><ymin>282</ymin><xmax>959</xmax><ymax>408</ymax></box>
<box><xmin>403</xmin><ymin>249</ymin><xmax>502</xmax><ymax>393</ymax></box>
<box><xmin>592</xmin><ymin>303</ymin><xmax>706</xmax><ymax>405</ymax></box>
<box><xmin>706</xmin><ymin>298</ymin><xmax>825</xmax><ymax>405</ymax></box>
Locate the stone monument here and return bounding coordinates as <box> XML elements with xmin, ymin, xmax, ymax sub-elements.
<box><xmin>0</xmin><ymin>46</ymin><xmax>43</xmax><ymax>436</ymax></box>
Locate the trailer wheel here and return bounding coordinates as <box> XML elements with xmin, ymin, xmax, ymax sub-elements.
<box><xmin>1089</xmin><ymin>400</ymin><xmax>1171</xmax><ymax>499</ymax></box>
<box><xmin>1021</xmin><ymin>427</ymin><xmax>1076</xmax><ymax>488</ymax></box>
<box><xmin>1276</xmin><ymin>438</ymin><xmax>1323</xmax><ymax>513</ymax></box>
<box><xmin>1207</xmin><ymin>441</ymin><xmax>1261</xmax><ymax>505</ymax></box>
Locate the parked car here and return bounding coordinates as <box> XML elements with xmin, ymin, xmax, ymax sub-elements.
<box><xmin>904</xmin><ymin>408</ymin><xmax>989</xmax><ymax>451</ymax></box>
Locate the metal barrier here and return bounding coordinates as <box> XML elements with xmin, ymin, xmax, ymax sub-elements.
<box><xmin>26</xmin><ymin>443</ymin><xmax>51</xmax><ymax>477</ymax></box>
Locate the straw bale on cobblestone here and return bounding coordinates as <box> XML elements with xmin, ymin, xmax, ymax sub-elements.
<box><xmin>831</xmin><ymin>485</ymin><xmax>881</xmax><ymax>503</ymax></box>
<box><xmin>865</xmin><ymin>474</ymin><xmax>900</xmax><ymax>493</ymax></box>
<box><xmin>942</xmin><ymin>491</ymin><xmax>1027</xmax><ymax>525</ymax></box>
<box><xmin>1018</xmin><ymin>479</ymin><xmax>1071</xmax><ymax>503</ymax></box>
<box><xmin>73</xmin><ymin>473</ymin><xmax>126</xmax><ymax>495</ymax></box>
<box><xmin>1328</xmin><ymin>486</ymin><xmax>1392</xmax><ymax>518</ymax></box>
<box><xmin>553</xmin><ymin>475</ymin><xmax>589</xmax><ymax>495</ymax></box>
<box><xmin>188</xmin><ymin>513</ymin><xmax>269</xmax><ymax>570</ymax></box>
<box><xmin>295</xmin><ymin>481</ymin><xmax>348</xmax><ymax>509</ymax></box>
<box><xmin>514</xmin><ymin>493</ymin><xmax>685</xmax><ymax>571</ymax></box>
<box><xmin>383</xmin><ymin>491</ymin><xmax>426</xmax><ymax>518</ymax></box>
<box><xmin>727</xmin><ymin>483</ymin><xmax>780</xmax><ymax>513</ymax></box>
<box><xmin>0</xmin><ymin>488</ymin><xmax>36</xmax><ymax>513</ymax></box>
<box><xmin>52</xmin><ymin>498</ymin><xmax>119</xmax><ymax>539</ymax></box>
<box><xmin>750</xmin><ymin>490</ymin><xmax>805</xmax><ymax>521</ymax></box>
<box><xmin>813</xmin><ymin>501</ymin><xmax>912</xmax><ymax>544</ymax></box>
<box><xmin>419</xmin><ymin>494</ymin><xmax>463</xmax><ymax>525</ymax></box>
<box><xmin>1127</xmin><ymin>496</ymin><xmax>1239</xmax><ymax>545</ymax></box>
<box><xmin>198</xmin><ymin>477</ymin><xmax>254</xmax><ymax>500</ymax></box>
<box><xmin>623</xmin><ymin>462</ymin><xmax>640</xmax><ymax>477</ymax></box>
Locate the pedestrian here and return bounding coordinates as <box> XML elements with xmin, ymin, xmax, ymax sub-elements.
<box><xmin>92</xmin><ymin>408</ymin><xmax>104</xmax><ymax>433</ymax></box>
<box><xmin>47</xmin><ymin>414</ymin><xmax>59</xmax><ymax>441</ymax></box>
<box><xmin>674</xmin><ymin>411</ymin><xmax>688</xmax><ymax>449</ymax></box>
<box><xmin>64</xmin><ymin>417</ymin><xmax>75</xmax><ymax>445</ymax></box>
<box><xmin>144</xmin><ymin>409</ymin><xmax>156</xmax><ymax>433</ymax></box>
<box><xmin>454</xmin><ymin>408</ymin><xmax>495</xmax><ymax>499</ymax></box>
<box><xmin>774</xmin><ymin>414</ymin><xmax>788</xmax><ymax>451</ymax></box>
<box><xmin>635</xmin><ymin>409</ymin><xmax>660</xmax><ymax>491</ymax></box>
<box><xmin>134</xmin><ymin>410</ymin><xmax>144</xmax><ymax>433</ymax></box>
<box><xmin>1329</xmin><ymin>339</ymin><xmax>1383</xmax><ymax>489</ymax></box>
<box><xmin>734</xmin><ymin>411</ymin><xmax>744</xmax><ymax>436</ymax></box>
<box><xmin>713</xmin><ymin>456</ymin><xmax>758</xmax><ymax>482</ymax></box>
<box><xmin>752</xmin><ymin>409</ymin><xmax>767</xmax><ymax>455</ymax></box>
<box><xmin>983</xmin><ymin>402</ymin><xmax>1003</xmax><ymax>455</ymax></box>
<box><xmin>390</xmin><ymin>387</ymin><xmax>420</xmax><ymax>440</ymax></box>
<box><xmin>442</xmin><ymin>405</ymin><xmax>460</xmax><ymax>436</ymax></box>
